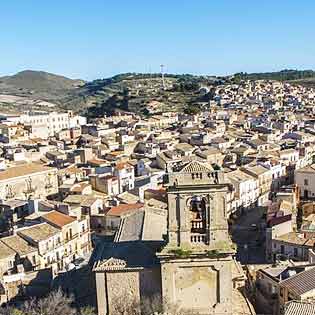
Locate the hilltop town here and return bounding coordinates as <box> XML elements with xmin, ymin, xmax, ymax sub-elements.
<box><xmin>1</xmin><ymin>76</ymin><xmax>315</xmax><ymax>315</ymax></box>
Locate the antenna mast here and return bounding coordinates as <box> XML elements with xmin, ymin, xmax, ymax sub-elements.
<box><xmin>160</xmin><ymin>64</ymin><xmax>166</xmax><ymax>89</ymax></box>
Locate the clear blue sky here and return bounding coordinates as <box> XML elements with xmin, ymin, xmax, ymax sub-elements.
<box><xmin>1</xmin><ymin>0</ymin><xmax>315</xmax><ymax>80</ymax></box>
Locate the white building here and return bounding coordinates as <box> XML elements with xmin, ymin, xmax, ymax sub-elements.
<box><xmin>226</xmin><ymin>169</ymin><xmax>259</xmax><ymax>212</ymax></box>
<box><xmin>295</xmin><ymin>164</ymin><xmax>315</xmax><ymax>199</ymax></box>
<box><xmin>113</xmin><ymin>162</ymin><xmax>135</xmax><ymax>194</ymax></box>
<box><xmin>4</xmin><ymin>111</ymin><xmax>86</xmax><ymax>137</ymax></box>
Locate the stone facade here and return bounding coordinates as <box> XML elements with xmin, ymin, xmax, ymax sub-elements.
<box><xmin>95</xmin><ymin>259</ymin><xmax>161</xmax><ymax>315</ymax></box>
<box><xmin>94</xmin><ymin>161</ymin><xmax>238</xmax><ymax>315</ymax></box>
<box><xmin>159</xmin><ymin>161</ymin><xmax>235</xmax><ymax>314</ymax></box>
<box><xmin>160</xmin><ymin>257</ymin><xmax>233</xmax><ymax>314</ymax></box>
<box><xmin>0</xmin><ymin>163</ymin><xmax>58</xmax><ymax>200</ymax></box>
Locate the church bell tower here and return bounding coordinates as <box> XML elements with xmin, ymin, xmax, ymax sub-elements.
<box><xmin>158</xmin><ymin>160</ymin><xmax>235</xmax><ymax>314</ymax></box>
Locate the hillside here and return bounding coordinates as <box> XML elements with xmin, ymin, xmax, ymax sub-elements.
<box><xmin>0</xmin><ymin>71</ymin><xmax>221</xmax><ymax>115</ymax></box>
<box><xmin>60</xmin><ymin>73</ymin><xmax>222</xmax><ymax>117</ymax></box>
<box><xmin>232</xmin><ymin>69</ymin><xmax>315</xmax><ymax>82</ymax></box>
<box><xmin>1</xmin><ymin>69</ymin><xmax>315</xmax><ymax>117</ymax></box>
<box><xmin>63</xmin><ymin>70</ymin><xmax>315</xmax><ymax>117</ymax></box>
<box><xmin>0</xmin><ymin>70</ymin><xmax>84</xmax><ymax>100</ymax></box>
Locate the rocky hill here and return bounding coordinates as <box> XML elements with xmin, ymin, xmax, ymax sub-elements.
<box><xmin>61</xmin><ymin>73</ymin><xmax>222</xmax><ymax>117</ymax></box>
<box><xmin>0</xmin><ymin>70</ymin><xmax>84</xmax><ymax>100</ymax></box>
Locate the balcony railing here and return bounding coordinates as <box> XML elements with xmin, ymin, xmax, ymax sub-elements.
<box><xmin>80</xmin><ymin>241</ymin><xmax>90</xmax><ymax>249</ymax></box>
<box><xmin>45</xmin><ymin>183</ymin><xmax>54</xmax><ymax>189</ymax></box>
<box><xmin>63</xmin><ymin>233</ymin><xmax>79</xmax><ymax>244</ymax></box>
<box><xmin>191</xmin><ymin>233</ymin><xmax>207</xmax><ymax>244</ymax></box>
<box><xmin>191</xmin><ymin>221</ymin><xmax>204</xmax><ymax>229</ymax></box>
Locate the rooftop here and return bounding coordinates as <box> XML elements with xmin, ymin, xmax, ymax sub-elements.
<box><xmin>18</xmin><ymin>223</ymin><xmax>60</xmax><ymax>243</ymax></box>
<box><xmin>0</xmin><ymin>241</ymin><xmax>16</xmax><ymax>260</ymax></box>
<box><xmin>0</xmin><ymin>163</ymin><xmax>54</xmax><ymax>181</ymax></box>
<box><xmin>281</xmin><ymin>267</ymin><xmax>315</xmax><ymax>296</ymax></box>
<box><xmin>42</xmin><ymin>210</ymin><xmax>76</xmax><ymax>228</ymax></box>
<box><xmin>284</xmin><ymin>301</ymin><xmax>315</xmax><ymax>315</ymax></box>
<box><xmin>106</xmin><ymin>203</ymin><xmax>144</xmax><ymax>217</ymax></box>
<box><xmin>1</xmin><ymin>234</ymin><xmax>37</xmax><ymax>256</ymax></box>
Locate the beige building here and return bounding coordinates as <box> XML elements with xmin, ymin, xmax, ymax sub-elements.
<box><xmin>0</xmin><ymin>163</ymin><xmax>58</xmax><ymax>200</ymax></box>
<box><xmin>1</xmin><ymin>234</ymin><xmax>38</xmax><ymax>272</ymax></box>
<box><xmin>42</xmin><ymin>210</ymin><xmax>91</xmax><ymax>259</ymax></box>
<box><xmin>0</xmin><ymin>241</ymin><xmax>16</xmax><ymax>276</ymax></box>
<box><xmin>17</xmin><ymin>223</ymin><xmax>63</xmax><ymax>274</ymax></box>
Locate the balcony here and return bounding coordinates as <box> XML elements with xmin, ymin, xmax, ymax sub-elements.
<box><xmin>191</xmin><ymin>233</ymin><xmax>207</xmax><ymax>244</ymax></box>
<box><xmin>45</xmin><ymin>183</ymin><xmax>54</xmax><ymax>189</ymax></box>
<box><xmin>191</xmin><ymin>221</ymin><xmax>204</xmax><ymax>229</ymax></box>
<box><xmin>79</xmin><ymin>230</ymin><xmax>90</xmax><ymax>237</ymax></box>
<box><xmin>80</xmin><ymin>241</ymin><xmax>90</xmax><ymax>249</ymax></box>
<box><xmin>63</xmin><ymin>233</ymin><xmax>79</xmax><ymax>244</ymax></box>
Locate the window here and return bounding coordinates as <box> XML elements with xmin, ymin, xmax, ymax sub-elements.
<box><xmin>304</xmin><ymin>179</ymin><xmax>309</xmax><ymax>186</ymax></box>
<box><xmin>294</xmin><ymin>247</ymin><xmax>298</xmax><ymax>257</ymax></box>
<box><xmin>280</xmin><ymin>288</ymin><xmax>284</xmax><ymax>297</ymax></box>
<box><xmin>8</xmin><ymin>260</ymin><xmax>13</xmax><ymax>268</ymax></box>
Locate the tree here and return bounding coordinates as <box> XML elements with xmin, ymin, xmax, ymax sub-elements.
<box><xmin>110</xmin><ymin>294</ymin><xmax>200</xmax><ymax>315</ymax></box>
<box><xmin>79</xmin><ymin>306</ymin><xmax>97</xmax><ymax>315</ymax></box>
<box><xmin>0</xmin><ymin>289</ymin><xmax>96</xmax><ymax>315</ymax></box>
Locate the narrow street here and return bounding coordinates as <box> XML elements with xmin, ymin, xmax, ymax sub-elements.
<box><xmin>231</xmin><ymin>206</ymin><xmax>267</xmax><ymax>265</ymax></box>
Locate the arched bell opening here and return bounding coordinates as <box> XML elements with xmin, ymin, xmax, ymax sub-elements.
<box><xmin>189</xmin><ymin>195</ymin><xmax>208</xmax><ymax>244</ymax></box>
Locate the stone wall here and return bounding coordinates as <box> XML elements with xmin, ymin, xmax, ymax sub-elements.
<box><xmin>161</xmin><ymin>258</ymin><xmax>233</xmax><ymax>314</ymax></box>
<box><xmin>0</xmin><ymin>171</ymin><xmax>58</xmax><ymax>200</ymax></box>
<box><xmin>96</xmin><ymin>267</ymin><xmax>162</xmax><ymax>315</ymax></box>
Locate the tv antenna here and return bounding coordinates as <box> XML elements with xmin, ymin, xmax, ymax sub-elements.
<box><xmin>160</xmin><ymin>64</ymin><xmax>166</xmax><ymax>89</ymax></box>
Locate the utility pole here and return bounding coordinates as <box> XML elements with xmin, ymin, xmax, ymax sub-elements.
<box><xmin>160</xmin><ymin>64</ymin><xmax>166</xmax><ymax>90</ymax></box>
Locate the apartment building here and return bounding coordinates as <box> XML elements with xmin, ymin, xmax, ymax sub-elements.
<box><xmin>42</xmin><ymin>210</ymin><xmax>91</xmax><ymax>259</ymax></box>
<box><xmin>1</xmin><ymin>234</ymin><xmax>39</xmax><ymax>272</ymax></box>
<box><xmin>17</xmin><ymin>223</ymin><xmax>63</xmax><ymax>274</ymax></box>
<box><xmin>226</xmin><ymin>169</ymin><xmax>258</xmax><ymax>212</ymax></box>
<box><xmin>242</xmin><ymin>164</ymin><xmax>272</xmax><ymax>205</ymax></box>
<box><xmin>4</xmin><ymin>111</ymin><xmax>86</xmax><ymax>137</ymax></box>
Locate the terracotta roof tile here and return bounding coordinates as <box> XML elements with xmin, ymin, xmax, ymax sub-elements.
<box><xmin>281</xmin><ymin>267</ymin><xmax>315</xmax><ymax>296</ymax></box>
<box><xmin>106</xmin><ymin>203</ymin><xmax>144</xmax><ymax>217</ymax></box>
<box><xmin>42</xmin><ymin>210</ymin><xmax>76</xmax><ymax>228</ymax></box>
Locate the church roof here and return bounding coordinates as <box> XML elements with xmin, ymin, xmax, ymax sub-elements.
<box><xmin>94</xmin><ymin>241</ymin><xmax>163</xmax><ymax>271</ymax></box>
<box><xmin>115</xmin><ymin>207</ymin><xmax>167</xmax><ymax>242</ymax></box>
<box><xmin>178</xmin><ymin>160</ymin><xmax>214</xmax><ymax>173</ymax></box>
<box><xmin>96</xmin><ymin>257</ymin><xmax>127</xmax><ymax>271</ymax></box>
